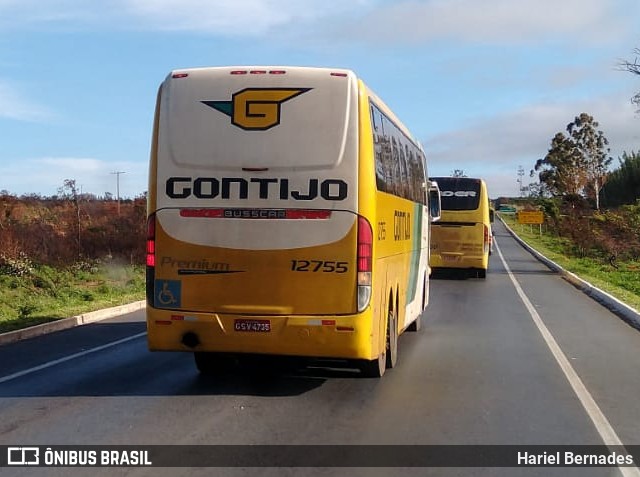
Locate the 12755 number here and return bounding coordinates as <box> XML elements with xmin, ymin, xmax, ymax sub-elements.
<box><xmin>291</xmin><ymin>260</ymin><xmax>348</xmax><ymax>273</ymax></box>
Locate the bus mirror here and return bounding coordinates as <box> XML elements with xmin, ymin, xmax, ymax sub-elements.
<box><xmin>489</xmin><ymin>208</ymin><xmax>495</xmax><ymax>223</ymax></box>
<box><xmin>428</xmin><ymin>181</ymin><xmax>441</xmax><ymax>222</ymax></box>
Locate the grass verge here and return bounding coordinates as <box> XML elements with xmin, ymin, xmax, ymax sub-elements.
<box><xmin>500</xmin><ymin>214</ymin><xmax>640</xmax><ymax>312</ymax></box>
<box><xmin>0</xmin><ymin>260</ymin><xmax>145</xmax><ymax>334</ymax></box>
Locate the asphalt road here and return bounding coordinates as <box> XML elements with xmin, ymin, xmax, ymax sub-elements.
<box><xmin>1</xmin><ymin>219</ymin><xmax>639</xmax><ymax>477</ymax></box>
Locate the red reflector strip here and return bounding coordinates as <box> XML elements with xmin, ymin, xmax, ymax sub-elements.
<box><xmin>179</xmin><ymin>209</ymin><xmax>331</xmax><ymax>219</ymax></box>
<box><xmin>230</xmin><ymin>70</ymin><xmax>247</xmax><ymax>75</ymax></box>
<box><xmin>155</xmin><ymin>320</ymin><xmax>172</xmax><ymax>325</ymax></box>
<box><xmin>286</xmin><ymin>210</ymin><xmax>331</xmax><ymax>219</ymax></box>
<box><xmin>171</xmin><ymin>315</ymin><xmax>184</xmax><ymax>321</ymax></box>
<box><xmin>172</xmin><ymin>73</ymin><xmax>189</xmax><ymax>79</ymax></box>
<box><xmin>336</xmin><ymin>326</ymin><xmax>354</xmax><ymax>331</ymax></box>
<box><xmin>321</xmin><ymin>320</ymin><xmax>336</xmax><ymax>326</ymax></box>
<box><xmin>269</xmin><ymin>70</ymin><xmax>286</xmax><ymax>74</ymax></box>
<box><xmin>180</xmin><ymin>209</ymin><xmax>225</xmax><ymax>218</ymax></box>
<box><xmin>330</xmin><ymin>72</ymin><xmax>348</xmax><ymax>77</ymax></box>
<box><xmin>250</xmin><ymin>70</ymin><xmax>267</xmax><ymax>74</ymax></box>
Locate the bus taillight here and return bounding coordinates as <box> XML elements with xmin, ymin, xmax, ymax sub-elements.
<box><xmin>146</xmin><ymin>215</ymin><xmax>156</xmax><ymax>267</ymax></box>
<box><xmin>146</xmin><ymin>215</ymin><xmax>156</xmax><ymax>306</ymax></box>
<box><xmin>357</xmin><ymin>216</ymin><xmax>372</xmax><ymax>312</ymax></box>
<box><xmin>484</xmin><ymin>224</ymin><xmax>490</xmax><ymax>253</ymax></box>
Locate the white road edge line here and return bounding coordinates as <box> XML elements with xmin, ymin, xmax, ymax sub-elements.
<box><xmin>0</xmin><ymin>332</ymin><xmax>148</xmax><ymax>384</ymax></box>
<box><xmin>495</xmin><ymin>239</ymin><xmax>640</xmax><ymax>477</ymax></box>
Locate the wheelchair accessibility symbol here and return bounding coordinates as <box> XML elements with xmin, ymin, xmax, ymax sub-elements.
<box><xmin>155</xmin><ymin>280</ymin><xmax>181</xmax><ymax>309</ymax></box>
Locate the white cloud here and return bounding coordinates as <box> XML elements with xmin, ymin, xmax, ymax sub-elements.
<box><xmin>0</xmin><ymin>0</ymin><xmax>99</xmax><ymax>28</ymax></box>
<box><xmin>0</xmin><ymin>0</ymin><xmax>375</xmax><ymax>34</ymax></box>
<box><xmin>0</xmin><ymin>81</ymin><xmax>52</xmax><ymax>121</ymax></box>
<box><xmin>0</xmin><ymin>0</ymin><xmax>635</xmax><ymax>47</ymax></box>
<box><xmin>122</xmin><ymin>0</ymin><xmax>287</xmax><ymax>34</ymax></box>
<box><xmin>426</xmin><ymin>92</ymin><xmax>640</xmax><ymax>197</ymax></box>
<box><xmin>37</xmin><ymin>157</ymin><xmax>105</xmax><ymax>172</ymax></box>
<box><xmin>122</xmin><ymin>0</ymin><xmax>378</xmax><ymax>34</ymax></box>
<box><xmin>346</xmin><ymin>0</ymin><xmax>636</xmax><ymax>46</ymax></box>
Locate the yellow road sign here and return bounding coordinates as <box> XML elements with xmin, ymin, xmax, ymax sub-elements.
<box><xmin>517</xmin><ymin>211</ymin><xmax>544</xmax><ymax>224</ymax></box>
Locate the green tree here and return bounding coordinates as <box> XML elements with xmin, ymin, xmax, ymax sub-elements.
<box><xmin>533</xmin><ymin>132</ymin><xmax>585</xmax><ymax>198</ymax></box>
<box><xmin>566</xmin><ymin>113</ymin><xmax>612</xmax><ymax>210</ymax></box>
<box><xmin>601</xmin><ymin>151</ymin><xmax>640</xmax><ymax>206</ymax></box>
<box><xmin>533</xmin><ymin>114</ymin><xmax>612</xmax><ymax>209</ymax></box>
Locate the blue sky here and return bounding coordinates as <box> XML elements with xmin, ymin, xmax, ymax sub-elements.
<box><xmin>1</xmin><ymin>0</ymin><xmax>639</xmax><ymax>199</ymax></box>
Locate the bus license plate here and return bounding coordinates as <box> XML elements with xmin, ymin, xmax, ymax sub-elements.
<box><xmin>234</xmin><ymin>319</ymin><xmax>271</xmax><ymax>332</ymax></box>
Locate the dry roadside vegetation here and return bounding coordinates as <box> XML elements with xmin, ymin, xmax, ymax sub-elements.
<box><xmin>499</xmin><ymin>198</ymin><xmax>640</xmax><ymax>312</ymax></box>
<box><xmin>0</xmin><ymin>188</ymin><xmax>146</xmax><ymax>332</ymax></box>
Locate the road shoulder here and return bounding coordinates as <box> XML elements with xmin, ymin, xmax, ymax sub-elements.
<box><xmin>0</xmin><ymin>301</ymin><xmax>146</xmax><ymax>346</ymax></box>
<box><xmin>499</xmin><ymin>217</ymin><xmax>640</xmax><ymax>331</ymax></box>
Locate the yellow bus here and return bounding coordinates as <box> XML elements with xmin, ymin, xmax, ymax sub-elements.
<box><xmin>146</xmin><ymin>66</ymin><xmax>441</xmax><ymax>377</ymax></box>
<box><xmin>429</xmin><ymin>177</ymin><xmax>493</xmax><ymax>278</ymax></box>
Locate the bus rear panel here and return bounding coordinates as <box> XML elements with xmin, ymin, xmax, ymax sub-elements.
<box><xmin>429</xmin><ymin>177</ymin><xmax>491</xmax><ymax>278</ymax></box>
<box><xmin>146</xmin><ymin>66</ymin><xmax>374</xmax><ymax>360</ymax></box>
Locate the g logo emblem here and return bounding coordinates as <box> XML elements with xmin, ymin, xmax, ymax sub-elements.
<box><xmin>202</xmin><ymin>88</ymin><xmax>311</xmax><ymax>131</ymax></box>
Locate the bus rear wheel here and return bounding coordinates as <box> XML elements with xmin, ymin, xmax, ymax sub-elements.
<box><xmin>386</xmin><ymin>307</ymin><xmax>398</xmax><ymax>368</ymax></box>
<box><xmin>359</xmin><ymin>306</ymin><xmax>396</xmax><ymax>378</ymax></box>
<box><xmin>358</xmin><ymin>350</ymin><xmax>386</xmax><ymax>378</ymax></box>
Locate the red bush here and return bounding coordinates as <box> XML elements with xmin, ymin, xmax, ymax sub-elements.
<box><xmin>0</xmin><ymin>195</ymin><xmax>146</xmax><ymax>266</ymax></box>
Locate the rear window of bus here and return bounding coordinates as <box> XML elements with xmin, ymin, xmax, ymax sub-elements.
<box><xmin>431</xmin><ymin>177</ymin><xmax>481</xmax><ymax>211</ymax></box>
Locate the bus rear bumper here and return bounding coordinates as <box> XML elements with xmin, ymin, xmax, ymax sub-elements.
<box><xmin>430</xmin><ymin>254</ymin><xmax>487</xmax><ymax>270</ymax></box>
<box><xmin>146</xmin><ymin>308</ymin><xmax>375</xmax><ymax>360</ymax></box>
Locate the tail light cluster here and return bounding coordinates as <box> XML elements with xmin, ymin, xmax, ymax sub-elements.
<box><xmin>357</xmin><ymin>216</ymin><xmax>373</xmax><ymax>312</ymax></box>
<box><xmin>484</xmin><ymin>225</ymin><xmax>490</xmax><ymax>254</ymax></box>
<box><xmin>147</xmin><ymin>215</ymin><xmax>156</xmax><ymax>266</ymax></box>
<box><xmin>146</xmin><ymin>215</ymin><xmax>156</xmax><ymax>305</ymax></box>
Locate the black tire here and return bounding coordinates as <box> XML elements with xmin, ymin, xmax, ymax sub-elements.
<box><xmin>477</xmin><ymin>268</ymin><xmax>487</xmax><ymax>279</ymax></box>
<box><xmin>358</xmin><ymin>352</ymin><xmax>386</xmax><ymax>378</ymax></box>
<box><xmin>407</xmin><ymin>315</ymin><xmax>421</xmax><ymax>332</ymax></box>
<box><xmin>386</xmin><ymin>307</ymin><xmax>398</xmax><ymax>369</ymax></box>
<box><xmin>359</xmin><ymin>305</ymin><xmax>395</xmax><ymax>378</ymax></box>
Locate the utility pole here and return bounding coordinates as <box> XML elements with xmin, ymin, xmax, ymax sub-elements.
<box><xmin>111</xmin><ymin>171</ymin><xmax>125</xmax><ymax>215</ymax></box>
